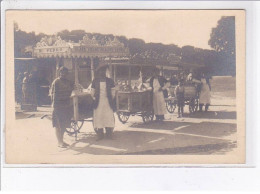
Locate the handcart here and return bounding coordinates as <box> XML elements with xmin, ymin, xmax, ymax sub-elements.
<box><xmin>165</xmin><ymin>85</ymin><xmax>177</xmax><ymax>113</ymax></box>
<box><xmin>184</xmin><ymin>84</ymin><xmax>199</xmax><ymax>113</ymax></box>
<box><xmin>65</xmin><ymin>91</ymin><xmax>94</xmax><ymax>139</ymax></box>
<box><xmin>116</xmin><ymin>90</ymin><xmax>154</xmax><ymax>123</ymax></box>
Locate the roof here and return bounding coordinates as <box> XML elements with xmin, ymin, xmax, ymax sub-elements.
<box><xmin>32</xmin><ymin>35</ymin><xmax>130</xmax><ymax>58</ymax></box>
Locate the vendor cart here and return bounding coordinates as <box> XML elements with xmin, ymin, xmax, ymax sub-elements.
<box><xmin>184</xmin><ymin>84</ymin><xmax>199</xmax><ymax>113</ymax></box>
<box><xmin>165</xmin><ymin>85</ymin><xmax>177</xmax><ymax>113</ymax></box>
<box><xmin>65</xmin><ymin>90</ymin><xmax>94</xmax><ymax>138</ymax></box>
<box><xmin>165</xmin><ymin>81</ymin><xmax>200</xmax><ymax>114</ymax></box>
<box><xmin>116</xmin><ymin>90</ymin><xmax>154</xmax><ymax>123</ymax></box>
<box><xmin>33</xmin><ymin>35</ymin><xmax>130</xmax><ymax>139</ymax></box>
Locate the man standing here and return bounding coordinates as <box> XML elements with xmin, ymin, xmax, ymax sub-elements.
<box><xmin>150</xmin><ymin>68</ymin><xmax>169</xmax><ymax>121</ymax></box>
<box><xmin>50</xmin><ymin>66</ymin><xmax>73</xmax><ymax>148</ymax></box>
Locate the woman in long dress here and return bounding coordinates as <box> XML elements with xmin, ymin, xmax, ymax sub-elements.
<box><xmin>149</xmin><ymin>69</ymin><xmax>169</xmax><ymax>121</ymax></box>
<box><xmin>91</xmin><ymin>65</ymin><xmax>116</xmax><ymax>140</ymax></box>
<box><xmin>199</xmin><ymin>74</ymin><xmax>211</xmax><ymax>111</ymax></box>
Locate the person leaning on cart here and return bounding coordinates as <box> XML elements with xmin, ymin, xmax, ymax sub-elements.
<box><xmin>149</xmin><ymin>68</ymin><xmax>169</xmax><ymax>121</ymax></box>
<box><xmin>49</xmin><ymin>66</ymin><xmax>74</xmax><ymax>148</ymax></box>
<box><xmin>91</xmin><ymin>64</ymin><xmax>116</xmax><ymax>141</ymax></box>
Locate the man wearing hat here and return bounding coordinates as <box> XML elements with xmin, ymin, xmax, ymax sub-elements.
<box><xmin>49</xmin><ymin>66</ymin><xmax>74</xmax><ymax>148</ymax></box>
<box><xmin>91</xmin><ymin>64</ymin><xmax>116</xmax><ymax>140</ymax></box>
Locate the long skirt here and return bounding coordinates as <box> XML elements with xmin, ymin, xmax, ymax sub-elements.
<box><xmin>199</xmin><ymin>83</ymin><xmax>211</xmax><ymax>104</ymax></box>
<box><xmin>153</xmin><ymin>90</ymin><xmax>167</xmax><ymax>115</ymax></box>
<box><xmin>93</xmin><ymin>82</ymin><xmax>115</xmax><ymax>128</ymax></box>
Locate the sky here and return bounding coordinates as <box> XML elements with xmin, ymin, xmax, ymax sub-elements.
<box><xmin>10</xmin><ymin>10</ymin><xmax>237</xmax><ymax>50</ymax></box>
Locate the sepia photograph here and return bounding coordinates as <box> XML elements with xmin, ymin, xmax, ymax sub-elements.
<box><xmin>4</xmin><ymin>10</ymin><xmax>245</xmax><ymax>164</ymax></box>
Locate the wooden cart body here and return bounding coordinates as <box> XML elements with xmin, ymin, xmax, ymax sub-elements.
<box><xmin>116</xmin><ymin>90</ymin><xmax>154</xmax><ymax>123</ymax></box>
<box><xmin>75</xmin><ymin>93</ymin><xmax>94</xmax><ymax>121</ymax></box>
<box><xmin>116</xmin><ymin>90</ymin><xmax>153</xmax><ymax>113</ymax></box>
<box><xmin>184</xmin><ymin>84</ymin><xmax>199</xmax><ymax>113</ymax></box>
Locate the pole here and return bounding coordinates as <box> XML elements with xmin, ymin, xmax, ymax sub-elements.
<box><xmin>91</xmin><ymin>57</ymin><xmax>95</xmax><ymax>81</ymax></box>
<box><xmin>55</xmin><ymin>57</ymin><xmax>60</xmax><ymax>78</ymax></box>
<box><xmin>73</xmin><ymin>58</ymin><xmax>79</xmax><ymax>122</ymax></box>
<box><xmin>128</xmin><ymin>61</ymin><xmax>131</xmax><ymax>86</ymax></box>
<box><xmin>112</xmin><ymin>57</ymin><xmax>116</xmax><ymax>82</ymax></box>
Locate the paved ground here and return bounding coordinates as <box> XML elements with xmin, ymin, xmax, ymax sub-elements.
<box><xmin>6</xmin><ymin>76</ymin><xmax>237</xmax><ymax>164</ymax></box>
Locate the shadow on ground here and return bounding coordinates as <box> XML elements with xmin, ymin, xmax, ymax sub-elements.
<box><xmin>189</xmin><ymin>111</ymin><xmax>236</xmax><ymax>120</ymax></box>
<box><xmin>65</xmin><ymin>120</ymin><xmax>237</xmax><ymax>155</ymax></box>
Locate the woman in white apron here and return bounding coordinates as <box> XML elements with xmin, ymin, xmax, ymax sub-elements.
<box><xmin>199</xmin><ymin>75</ymin><xmax>211</xmax><ymax>111</ymax></box>
<box><xmin>149</xmin><ymin>69</ymin><xmax>169</xmax><ymax>121</ymax></box>
<box><xmin>91</xmin><ymin>65</ymin><xmax>116</xmax><ymax>140</ymax></box>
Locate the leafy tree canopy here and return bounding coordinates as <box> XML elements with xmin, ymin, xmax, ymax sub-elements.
<box><xmin>209</xmin><ymin>16</ymin><xmax>235</xmax><ymax>57</ymax></box>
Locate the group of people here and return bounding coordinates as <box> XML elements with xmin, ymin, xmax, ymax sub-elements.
<box><xmin>16</xmin><ymin>71</ymin><xmax>50</xmax><ymax>107</ymax></box>
<box><xmin>15</xmin><ymin>71</ymin><xmax>38</xmax><ymax>106</ymax></box>
<box><xmin>50</xmin><ymin>65</ymin><xmax>211</xmax><ymax>148</ymax></box>
<box><xmin>144</xmin><ymin>69</ymin><xmax>211</xmax><ymax>120</ymax></box>
<box><xmin>174</xmin><ymin>72</ymin><xmax>211</xmax><ymax>118</ymax></box>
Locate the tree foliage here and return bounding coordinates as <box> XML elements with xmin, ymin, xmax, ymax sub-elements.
<box><xmin>208</xmin><ymin>16</ymin><xmax>236</xmax><ymax>75</ymax></box>
<box><xmin>14</xmin><ymin>23</ymin><xmax>233</xmax><ymax>76</ymax></box>
<box><xmin>209</xmin><ymin>16</ymin><xmax>235</xmax><ymax>56</ymax></box>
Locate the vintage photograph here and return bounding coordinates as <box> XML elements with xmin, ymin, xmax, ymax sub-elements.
<box><xmin>5</xmin><ymin>10</ymin><xmax>245</xmax><ymax>164</ymax></box>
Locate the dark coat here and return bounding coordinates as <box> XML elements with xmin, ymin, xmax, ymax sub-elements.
<box><xmin>91</xmin><ymin>77</ymin><xmax>116</xmax><ymax>111</ymax></box>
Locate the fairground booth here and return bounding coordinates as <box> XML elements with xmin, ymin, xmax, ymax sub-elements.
<box><xmin>16</xmin><ymin>35</ymin><xmax>130</xmax><ymax>112</ymax></box>
<box><xmin>32</xmin><ymin>35</ymin><xmax>130</xmax><ymax>87</ymax></box>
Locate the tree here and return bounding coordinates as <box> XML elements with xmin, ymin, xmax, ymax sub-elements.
<box><xmin>128</xmin><ymin>38</ymin><xmax>146</xmax><ymax>55</ymax></box>
<box><xmin>208</xmin><ymin>16</ymin><xmax>236</xmax><ymax>75</ymax></box>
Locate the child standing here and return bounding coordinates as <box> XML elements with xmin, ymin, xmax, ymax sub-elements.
<box><xmin>175</xmin><ymin>80</ymin><xmax>185</xmax><ymax>118</ymax></box>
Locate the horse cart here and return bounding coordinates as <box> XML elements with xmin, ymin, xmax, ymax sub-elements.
<box><xmin>116</xmin><ymin>90</ymin><xmax>154</xmax><ymax>123</ymax></box>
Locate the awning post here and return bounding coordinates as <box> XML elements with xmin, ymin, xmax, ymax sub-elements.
<box><xmin>73</xmin><ymin>58</ymin><xmax>79</xmax><ymax>122</ymax></box>
<box><xmin>91</xmin><ymin>57</ymin><xmax>95</xmax><ymax>81</ymax></box>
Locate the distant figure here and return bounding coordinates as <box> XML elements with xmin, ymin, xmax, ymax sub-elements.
<box><xmin>22</xmin><ymin>72</ymin><xmax>29</xmax><ymax>104</ymax></box>
<box><xmin>169</xmin><ymin>74</ymin><xmax>178</xmax><ymax>85</ymax></box>
<box><xmin>28</xmin><ymin>72</ymin><xmax>37</xmax><ymax>106</ymax></box>
<box><xmin>187</xmin><ymin>70</ymin><xmax>193</xmax><ymax>81</ymax></box>
<box><xmin>15</xmin><ymin>72</ymin><xmax>23</xmax><ymax>105</ymax></box>
<box><xmin>199</xmin><ymin>74</ymin><xmax>211</xmax><ymax>112</ymax></box>
<box><xmin>50</xmin><ymin>66</ymin><xmax>74</xmax><ymax>148</ymax></box>
<box><xmin>91</xmin><ymin>65</ymin><xmax>116</xmax><ymax>141</ymax></box>
<box><xmin>150</xmin><ymin>68</ymin><xmax>168</xmax><ymax>121</ymax></box>
<box><xmin>175</xmin><ymin>79</ymin><xmax>185</xmax><ymax>118</ymax></box>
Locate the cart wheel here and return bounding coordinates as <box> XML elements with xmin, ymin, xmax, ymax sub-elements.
<box><xmin>189</xmin><ymin>98</ymin><xmax>198</xmax><ymax>113</ymax></box>
<box><xmin>166</xmin><ymin>100</ymin><xmax>176</xmax><ymax>113</ymax></box>
<box><xmin>66</xmin><ymin>120</ymin><xmax>84</xmax><ymax>135</ymax></box>
<box><xmin>117</xmin><ymin>112</ymin><xmax>130</xmax><ymax>123</ymax></box>
<box><xmin>142</xmin><ymin>111</ymin><xmax>154</xmax><ymax>123</ymax></box>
